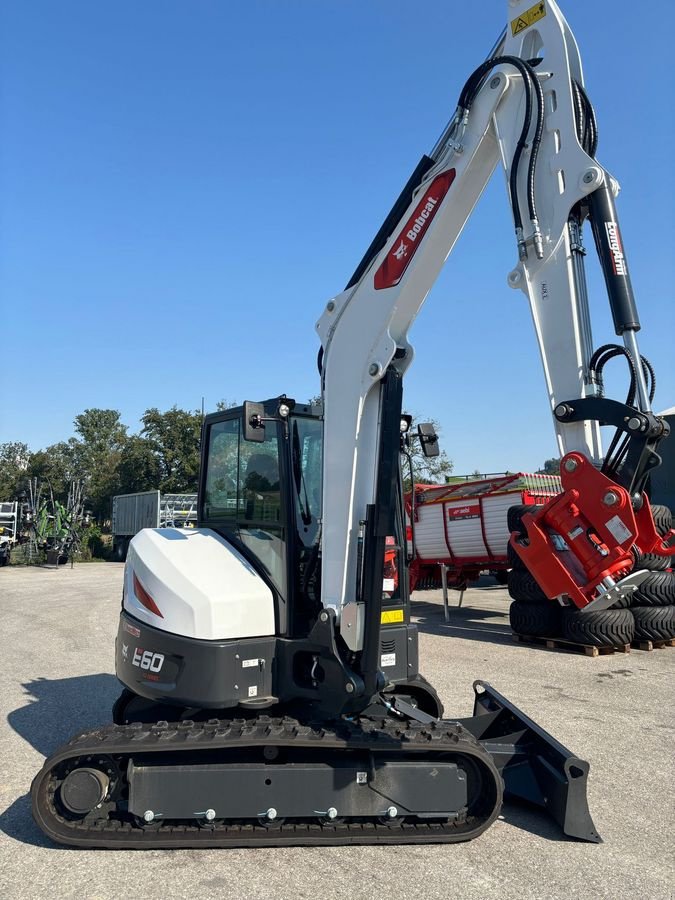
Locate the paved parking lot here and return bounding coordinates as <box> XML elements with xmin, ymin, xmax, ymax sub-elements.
<box><xmin>1</xmin><ymin>563</ymin><xmax>673</xmax><ymax>899</ymax></box>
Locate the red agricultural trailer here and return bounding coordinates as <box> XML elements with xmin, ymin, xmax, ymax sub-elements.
<box><xmin>406</xmin><ymin>473</ymin><xmax>562</xmax><ymax>591</ymax></box>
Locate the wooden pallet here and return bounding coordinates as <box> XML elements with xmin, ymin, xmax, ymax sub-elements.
<box><xmin>631</xmin><ymin>638</ymin><xmax>675</xmax><ymax>652</ymax></box>
<box><xmin>512</xmin><ymin>632</ymin><xmax>631</xmax><ymax>657</ymax></box>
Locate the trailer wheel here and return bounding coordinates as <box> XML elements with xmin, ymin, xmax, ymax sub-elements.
<box><xmin>507</xmin><ymin>568</ymin><xmax>549</xmax><ymax>605</ymax></box>
<box><xmin>509</xmin><ymin>600</ymin><xmax>560</xmax><ymax>637</ymax></box>
<box><xmin>507</xmin><ymin>504</ymin><xmax>538</xmax><ymax>536</ymax></box>
<box><xmin>561</xmin><ymin>607</ymin><xmax>634</xmax><ymax>647</ymax></box>
<box><xmin>632</xmin><ymin>571</ymin><xmax>675</xmax><ymax>607</ymax></box>
<box><xmin>632</xmin><ymin>605</ymin><xmax>675</xmax><ymax>641</ymax></box>
<box><xmin>113</xmin><ymin>538</ymin><xmax>128</xmax><ymax>562</ymax></box>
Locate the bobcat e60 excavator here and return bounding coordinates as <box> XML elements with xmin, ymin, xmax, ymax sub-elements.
<box><xmin>32</xmin><ymin>0</ymin><xmax>673</xmax><ymax>848</ymax></box>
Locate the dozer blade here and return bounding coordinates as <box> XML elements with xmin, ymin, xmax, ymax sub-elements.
<box><xmin>458</xmin><ymin>680</ymin><xmax>601</xmax><ymax>843</ymax></box>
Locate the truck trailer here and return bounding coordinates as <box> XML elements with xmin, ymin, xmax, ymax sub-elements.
<box><xmin>111</xmin><ymin>491</ymin><xmax>197</xmax><ymax>561</ymax></box>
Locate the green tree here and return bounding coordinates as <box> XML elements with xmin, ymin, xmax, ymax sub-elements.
<box><xmin>215</xmin><ymin>398</ymin><xmax>238</xmax><ymax>412</ymax></box>
<box><xmin>72</xmin><ymin>409</ymin><xmax>128</xmax><ymax>521</ymax></box>
<box><xmin>117</xmin><ymin>435</ymin><xmax>161</xmax><ymax>495</ymax></box>
<box><xmin>402</xmin><ymin>416</ymin><xmax>454</xmax><ymax>489</ymax></box>
<box><xmin>538</xmin><ymin>457</ymin><xmax>561</xmax><ymax>475</ymax></box>
<box><xmin>25</xmin><ymin>440</ymin><xmax>79</xmax><ymax>500</ymax></box>
<box><xmin>141</xmin><ymin>406</ymin><xmax>203</xmax><ymax>492</ymax></box>
<box><xmin>0</xmin><ymin>442</ymin><xmax>30</xmax><ymax>499</ymax></box>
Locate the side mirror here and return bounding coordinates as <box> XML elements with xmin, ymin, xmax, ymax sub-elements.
<box><xmin>417</xmin><ymin>422</ymin><xmax>439</xmax><ymax>458</ymax></box>
<box><xmin>243</xmin><ymin>401</ymin><xmax>265</xmax><ymax>442</ymax></box>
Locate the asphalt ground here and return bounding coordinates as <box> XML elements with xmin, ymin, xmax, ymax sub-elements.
<box><xmin>1</xmin><ymin>563</ymin><xmax>673</xmax><ymax>900</ymax></box>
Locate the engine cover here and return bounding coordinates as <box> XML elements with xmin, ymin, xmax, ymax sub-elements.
<box><xmin>123</xmin><ymin>527</ymin><xmax>275</xmax><ymax>641</ymax></box>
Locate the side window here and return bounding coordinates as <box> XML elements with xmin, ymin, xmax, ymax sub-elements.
<box><xmin>203</xmin><ymin>419</ymin><xmax>239</xmax><ymax>520</ymax></box>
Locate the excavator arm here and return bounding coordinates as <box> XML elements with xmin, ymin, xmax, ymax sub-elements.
<box><xmin>316</xmin><ymin>0</ymin><xmax>672</xmax><ymax>642</ymax></box>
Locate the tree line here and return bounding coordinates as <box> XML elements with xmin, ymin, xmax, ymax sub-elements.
<box><xmin>0</xmin><ymin>402</ymin><xmax>455</xmax><ymax>526</ymax></box>
<box><xmin>0</xmin><ymin>404</ymin><xmax>233</xmax><ymax>524</ymax></box>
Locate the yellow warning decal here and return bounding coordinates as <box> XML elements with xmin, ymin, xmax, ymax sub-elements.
<box><xmin>381</xmin><ymin>609</ymin><xmax>404</xmax><ymax>624</ymax></box>
<box><xmin>511</xmin><ymin>1</ymin><xmax>546</xmax><ymax>36</ymax></box>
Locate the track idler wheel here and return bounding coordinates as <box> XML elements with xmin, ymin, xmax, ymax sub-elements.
<box><xmin>59</xmin><ymin>768</ymin><xmax>110</xmax><ymax>816</ymax></box>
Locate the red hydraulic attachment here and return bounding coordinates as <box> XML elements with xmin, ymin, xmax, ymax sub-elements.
<box><xmin>512</xmin><ymin>452</ymin><xmax>675</xmax><ymax>610</ymax></box>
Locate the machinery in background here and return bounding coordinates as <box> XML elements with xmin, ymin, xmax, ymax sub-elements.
<box><xmin>0</xmin><ymin>501</ymin><xmax>18</xmax><ymax>566</ymax></box>
<box><xmin>10</xmin><ymin>479</ymin><xmax>92</xmax><ymax>566</ymax></box>
<box><xmin>111</xmin><ymin>491</ymin><xmax>198</xmax><ymax>561</ymax></box>
<box><xmin>405</xmin><ymin>472</ymin><xmax>562</xmax><ymax>590</ymax></box>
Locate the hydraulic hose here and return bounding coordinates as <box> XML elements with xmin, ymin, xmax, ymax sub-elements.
<box><xmin>457</xmin><ymin>55</ymin><xmax>544</xmax><ymax>259</ymax></box>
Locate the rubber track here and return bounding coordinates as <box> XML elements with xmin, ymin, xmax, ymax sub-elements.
<box><xmin>32</xmin><ymin>715</ymin><xmax>503</xmax><ymax>849</ymax></box>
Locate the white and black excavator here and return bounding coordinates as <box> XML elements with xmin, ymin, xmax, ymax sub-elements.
<box><xmin>32</xmin><ymin>0</ymin><xmax>673</xmax><ymax>848</ymax></box>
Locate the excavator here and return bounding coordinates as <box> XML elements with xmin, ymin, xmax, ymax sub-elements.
<box><xmin>32</xmin><ymin>0</ymin><xmax>673</xmax><ymax>848</ymax></box>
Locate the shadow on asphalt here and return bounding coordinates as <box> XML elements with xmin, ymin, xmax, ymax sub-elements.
<box><xmin>8</xmin><ymin>673</ymin><xmax>120</xmax><ymax>757</ymax></box>
<box><xmin>3</xmin><ymin>674</ymin><xmax>120</xmax><ymax>848</ymax></box>
<box><xmin>412</xmin><ymin>600</ymin><xmax>515</xmax><ymax>646</ymax></box>
<box><xmin>0</xmin><ymin>794</ymin><xmax>56</xmax><ymax>848</ymax></box>
<box><xmin>501</xmin><ymin>799</ymin><xmax>580</xmax><ymax>842</ymax></box>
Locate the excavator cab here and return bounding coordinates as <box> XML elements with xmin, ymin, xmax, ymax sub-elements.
<box><xmin>197</xmin><ymin>398</ymin><xmax>438</xmax><ymax>714</ymax></box>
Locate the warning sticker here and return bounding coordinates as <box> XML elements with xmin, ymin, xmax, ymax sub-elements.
<box><xmin>381</xmin><ymin>608</ymin><xmax>404</xmax><ymax>624</ymax></box>
<box><xmin>381</xmin><ymin>653</ymin><xmax>396</xmax><ymax>668</ymax></box>
<box><xmin>511</xmin><ymin>2</ymin><xmax>546</xmax><ymax>36</ymax></box>
<box><xmin>605</xmin><ymin>515</ymin><xmax>633</xmax><ymax>546</ymax></box>
<box><xmin>242</xmin><ymin>658</ymin><xmax>259</xmax><ymax>668</ymax></box>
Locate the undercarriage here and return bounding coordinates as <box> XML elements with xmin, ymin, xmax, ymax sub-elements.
<box><xmin>31</xmin><ymin>682</ymin><xmax>599</xmax><ymax>848</ymax></box>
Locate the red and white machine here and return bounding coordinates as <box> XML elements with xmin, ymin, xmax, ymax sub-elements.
<box><xmin>407</xmin><ymin>473</ymin><xmax>561</xmax><ymax>590</ymax></box>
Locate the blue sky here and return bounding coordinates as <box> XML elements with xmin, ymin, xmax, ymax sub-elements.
<box><xmin>1</xmin><ymin>0</ymin><xmax>673</xmax><ymax>474</ymax></box>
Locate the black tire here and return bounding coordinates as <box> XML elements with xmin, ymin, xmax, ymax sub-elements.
<box><xmin>633</xmin><ymin>547</ymin><xmax>670</xmax><ymax>572</ymax></box>
<box><xmin>606</xmin><ymin>590</ymin><xmax>633</xmax><ymax>609</ymax></box>
<box><xmin>509</xmin><ymin>600</ymin><xmax>560</xmax><ymax>637</ymax></box>
<box><xmin>113</xmin><ymin>537</ymin><xmax>129</xmax><ymax>562</ymax></box>
<box><xmin>632</xmin><ymin>605</ymin><xmax>675</xmax><ymax>642</ymax></box>
<box><xmin>633</xmin><ymin>505</ymin><xmax>673</xmax><ymax>571</ymax></box>
<box><xmin>507</xmin><ymin>504</ymin><xmax>538</xmax><ymax>535</ymax></box>
<box><xmin>561</xmin><ymin>607</ymin><xmax>634</xmax><ymax>647</ymax></box>
<box><xmin>506</xmin><ymin>541</ymin><xmax>527</xmax><ymax>571</ymax></box>
<box><xmin>650</xmin><ymin>504</ymin><xmax>672</xmax><ymax>535</ymax></box>
<box><xmin>507</xmin><ymin>568</ymin><xmax>549</xmax><ymax>605</ymax></box>
<box><xmin>632</xmin><ymin>571</ymin><xmax>675</xmax><ymax>607</ymax></box>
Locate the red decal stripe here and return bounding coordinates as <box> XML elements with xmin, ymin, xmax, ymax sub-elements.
<box><xmin>374</xmin><ymin>170</ymin><xmax>455</xmax><ymax>290</ymax></box>
<box><xmin>133</xmin><ymin>573</ymin><xmax>164</xmax><ymax>618</ymax></box>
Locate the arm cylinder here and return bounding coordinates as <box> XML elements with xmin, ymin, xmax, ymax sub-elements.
<box><xmin>588</xmin><ymin>179</ymin><xmax>640</xmax><ymax>335</ymax></box>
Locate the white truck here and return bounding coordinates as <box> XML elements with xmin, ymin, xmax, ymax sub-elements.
<box><xmin>111</xmin><ymin>491</ymin><xmax>197</xmax><ymax>561</ymax></box>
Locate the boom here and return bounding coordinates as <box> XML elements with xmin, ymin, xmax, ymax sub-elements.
<box><xmin>316</xmin><ymin>0</ymin><xmax>671</xmax><ymax>646</ymax></box>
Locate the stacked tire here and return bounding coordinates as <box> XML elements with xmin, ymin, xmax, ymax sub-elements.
<box><xmin>507</xmin><ymin>505</ymin><xmax>563</xmax><ymax>639</ymax></box>
<box><xmin>506</xmin><ymin>503</ymin><xmax>675</xmax><ymax>648</ymax></box>
<box><xmin>629</xmin><ymin>505</ymin><xmax>675</xmax><ymax>643</ymax></box>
